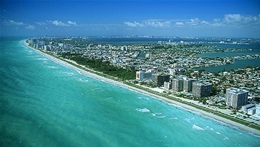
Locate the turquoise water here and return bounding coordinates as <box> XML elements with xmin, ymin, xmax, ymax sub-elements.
<box><xmin>1</xmin><ymin>38</ymin><xmax>260</xmax><ymax>147</ymax></box>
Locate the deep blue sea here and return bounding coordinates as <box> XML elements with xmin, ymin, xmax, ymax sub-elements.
<box><xmin>1</xmin><ymin>38</ymin><xmax>260</xmax><ymax>147</ymax></box>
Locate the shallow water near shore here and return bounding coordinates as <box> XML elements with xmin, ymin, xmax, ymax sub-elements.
<box><xmin>1</xmin><ymin>38</ymin><xmax>260</xmax><ymax>147</ymax></box>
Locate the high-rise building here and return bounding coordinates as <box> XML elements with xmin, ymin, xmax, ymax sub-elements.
<box><xmin>183</xmin><ymin>77</ymin><xmax>195</xmax><ymax>92</ymax></box>
<box><xmin>192</xmin><ymin>81</ymin><xmax>212</xmax><ymax>98</ymax></box>
<box><xmin>152</xmin><ymin>73</ymin><xmax>170</xmax><ymax>86</ymax></box>
<box><xmin>172</xmin><ymin>78</ymin><xmax>183</xmax><ymax>92</ymax></box>
<box><xmin>164</xmin><ymin>81</ymin><xmax>172</xmax><ymax>90</ymax></box>
<box><xmin>136</xmin><ymin>70</ymin><xmax>154</xmax><ymax>81</ymax></box>
<box><xmin>226</xmin><ymin>88</ymin><xmax>248</xmax><ymax>109</ymax></box>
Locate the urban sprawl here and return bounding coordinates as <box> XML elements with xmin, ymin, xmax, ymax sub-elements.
<box><xmin>27</xmin><ymin>37</ymin><xmax>260</xmax><ymax>126</ymax></box>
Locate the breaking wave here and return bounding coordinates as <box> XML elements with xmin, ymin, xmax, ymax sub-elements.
<box><xmin>136</xmin><ymin>108</ymin><xmax>150</xmax><ymax>113</ymax></box>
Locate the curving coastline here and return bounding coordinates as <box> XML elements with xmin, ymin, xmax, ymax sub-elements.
<box><xmin>23</xmin><ymin>40</ymin><xmax>260</xmax><ymax>137</ymax></box>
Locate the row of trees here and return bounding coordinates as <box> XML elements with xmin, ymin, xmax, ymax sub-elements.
<box><xmin>69</xmin><ymin>55</ymin><xmax>136</xmax><ymax>80</ymax></box>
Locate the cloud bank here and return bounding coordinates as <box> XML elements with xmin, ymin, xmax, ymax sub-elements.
<box><xmin>48</xmin><ymin>20</ymin><xmax>77</xmax><ymax>26</ymax></box>
<box><xmin>124</xmin><ymin>14</ymin><xmax>260</xmax><ymax>28</ymax></box>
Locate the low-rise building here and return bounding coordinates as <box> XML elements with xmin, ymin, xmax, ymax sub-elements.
<box><xmin>248</xmin><ymin>107</ymin><xmax>256</xmax><ymax>115</ymax></box>
<box><xmin>242</xmin><ymin>104</ymin><xmax>255</xmax><ymax>113</ymax></box>
<box><xmin>256</xmin><ymin>105</ymin><xmax>260</xmax><ymax>116</ymax></box>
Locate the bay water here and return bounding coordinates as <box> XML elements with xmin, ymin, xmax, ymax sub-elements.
<box><xmin>197</xmin><ymin>43</ymin><xmax>260</xmax><ymax>72</ymax></box>
<box><xmin>1</xmin><ymin>38</ymin><xmax>260</xmax><ymax>147</ymax></box>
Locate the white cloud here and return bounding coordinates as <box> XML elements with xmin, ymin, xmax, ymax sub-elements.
<box><xmin>213</xmin><ymin>18</ymin><xmax>221</xmax><ymax>22</ymax></box>
<box><xmin>124</xmin><ymin>20</ymin><xmax>171</xmax><ymax>28</ymax></box>
<box><xmin>48</xmin><ymin>20</ymin><xmax>78</xmax><ymax>26</ymax></box>
<box><xmin>224</xmin><ymin>14</ymin><xmax>242</xmax><ymax>23</ymax></box>
<box><xmin>68</xmin><ymin>21</ymin><xmax>77</xmax><ymax>26</ymax></box>
<box><xmin>145</xmin><ymin>20</ymin><xmax>171</xmax><ymax>27</ymax></box>
<box><xmin>201</xmin><ymin>21</ymin><xmax>209</xmax><ymax>25</ymax></box>
<box><xmin>25</xmin><ymin>25</ymin><xmax>35</xmax><ymax>30</ymax></box>
<box><xmin>223</xmin><ymin>14</ymin><xmax>260</xmax><ymax>26</ymax></box>
<box><xmin>50</xmin><ymin>20</ymin><xmax>69</xmax><ymax>26</ymax></box>
<box><xmin>3</xmin><ymin>20</ymin><xmax>24</xmax><ymax>26</ymax></box>
<box><xmin>124</xmin><ymin>21</ymin><xmax>144</xmax><ymax>27</ymax></box>
<box><xmin>175</xmin><ymin>22</ymin><xmax>184</xmax><ymax>26</ymax></box>
<box><xmin>123</xmin><ymin>14</ymin><xmax>260</xmax><ymax>30</ymax></box>
<box><xmin>186</xmin><ymin>18</ymin><xmax>200</xmax><ymax>26</ymax></box>
<box><xmin>210</xmin><ymin>22</ymin><xmax>224</xmax><ymax>27</ymax></box>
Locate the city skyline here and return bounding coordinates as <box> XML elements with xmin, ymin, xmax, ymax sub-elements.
<box><xmin>1</xmin><ymin>0</ymin><xmax>260</xmax><ymax>38</ymax></box>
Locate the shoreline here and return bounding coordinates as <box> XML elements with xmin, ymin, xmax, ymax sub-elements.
<box><xmin>23</xmin><ymin>40</ymin><xmax>260</xmax><ymax>137</ymax></box>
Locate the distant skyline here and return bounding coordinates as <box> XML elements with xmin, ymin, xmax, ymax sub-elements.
<box><xmin>1</xmin><ymin>0</ymin><xmax>260</xmax><ymax>38</ymax></box>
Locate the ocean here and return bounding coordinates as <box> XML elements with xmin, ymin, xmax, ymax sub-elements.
<box><xmin>1</xmin><ymin>38</ymin><xmax>260</xmax><ymax>147</ymax></box>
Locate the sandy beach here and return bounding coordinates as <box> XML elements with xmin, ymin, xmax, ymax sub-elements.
<box><xmin>23</xmin><ymin>40</ymin><xmax>260</xmax><ymax>137</ymax></box>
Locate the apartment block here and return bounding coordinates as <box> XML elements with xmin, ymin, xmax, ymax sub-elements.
<box><xmin>226</xmin><ymin>87</ymin><xmax>248</xmax><ymax>109</ymax></box>
<box><xmin>152</xmin><ymin>73</ymin><xmax>170</xmax><ymax>86</ymax></box>
<box><xmin>172</xmin><ymin>78</ymin><xmax>183</xmax><ymax>92</ymax></box>
<box><xmin>192</xmin><ymin>81</ymin><xmax>212</xmax><ymax>98</ymax></box>
<box><xmin>183</xmin><ymin>77</ymin><xmax>195</xmax><ymax>92</ymax></box>
<box><xmin>136</xmin><ymin>70</ymin><xmax>154</xmax><ymax>81</ymax></box>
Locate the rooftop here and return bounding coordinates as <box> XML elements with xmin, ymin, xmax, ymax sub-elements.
<box><xmin>193</xmin><ymin>81</ymin><xmax>212</xmax><ymax>86</ymax></box>
<box><xmin>227</xmin><ymin>87</ymin><xmax>248</xmax><ymax>94</ymax></box>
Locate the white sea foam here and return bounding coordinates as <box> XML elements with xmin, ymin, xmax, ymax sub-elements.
<box><xmin>216</xmin><ymin>132</ymin><xmax>221</xmax><ymax>135</ymax></box>
<box><xmin>137</xmin><ymin>96</ymin><xmax>149</xmax><ymax>100</ymax></box>
<box><xmin>47</xmin><ymin>66</ymin><xmax>57</xmax><ymax>69</ymax></box>
<box><xmin>61</xmin><ymin>71</ymin><xmax>75</xmax><ymax>76</ymax></box>
<box><xmin>136</xmin><ymin>108</ymin><xmax>150</xmax><ymax>113</ymax></box>
<box><xmin>192</xmin><ymin>124</ymin><xmax>204</xmax><ymax>131</ymax></box>
<box><xmin>185</xmin><ymin>117</ymin><xmax>195</xmax><ymax>123</ymax></box>
<box><xmin>223</xmin><ymin>136</ymin><xmax>229</xmax><ymax>140</ymax></box>
<box><xmin>78</xmin><ymin>78</ymin><xmax>88</xmax><ymax>83</ymax></box>
<box><xmin>204</xmin><ymin>126</ymin><xmax>214</xmax><ymax>131</ymax></box>
<box><xmin>170</xmin><ymin>117</ymin><xmax>178</xmax><ymax>120</ymax></box>
<box><xmin>151</xmin><ymin>112</ymin><xmax>166</xmax><ymax>118</ymax></box>
<box><xmin>157</xmin><ymin>116</ymin><xmax>166</xmax><ymax>118</ymax></box>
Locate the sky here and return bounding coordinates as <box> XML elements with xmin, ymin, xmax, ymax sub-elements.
<box><xmin>1</xmin><ymin>0</ymin><xmax>260</xmax><ymax>38</ymax></box>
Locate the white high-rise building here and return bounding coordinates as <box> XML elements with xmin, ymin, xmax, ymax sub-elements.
<box><xmin>172</xmin><ymin>78</ymin><xmax>183</xmax><ymax>92</ymax></box>
<box><xmin>136</xmin><ymin>70</ymin><xmax>154</xmax><ymax>81</ymax></box>
<box><xmin>183</xmin><ymin>77</ymin><xmax>195</xmax><ymax>92</ymax></box>
<box><xmin>226</xmin><ymin>88</ymin><xmax>248</xmax><ymax>109</ymax></box>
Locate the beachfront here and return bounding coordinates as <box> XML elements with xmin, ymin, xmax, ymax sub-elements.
<box><xmin>23</xmin><ymin>40</ymin><xmax>260</xmax><ymax>137</ymax></box>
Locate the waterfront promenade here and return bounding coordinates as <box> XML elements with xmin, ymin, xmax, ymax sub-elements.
<box><xmin>23</xmin><ymin>40</ymin><xmax>260</xmax><ymax>137</ymax></box>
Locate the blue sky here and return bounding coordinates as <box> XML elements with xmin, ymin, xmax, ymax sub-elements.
<box><xmin>1</xmin><ymin>0</ymin><xmax>260</xmax><ymax>37</ymax></box>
